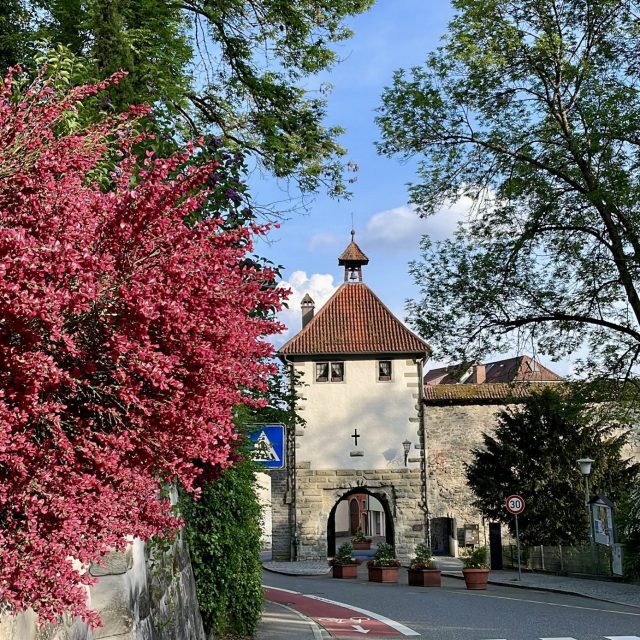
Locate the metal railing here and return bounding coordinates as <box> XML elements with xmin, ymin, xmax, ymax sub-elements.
<box><xmin>502</xmin><ymin>543</ymin><xmax>614</xmax><ymax>577</ymax></box>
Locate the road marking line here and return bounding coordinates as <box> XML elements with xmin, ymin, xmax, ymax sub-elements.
<box><xmin>263</xmin><ymin>585</ymin><xmax>299</xmax><ymax>595</ymax></box>
<box><xmin>540</xmin><ymin>637</ymin><xmax>578</xmax><ymax>640</ymax></box>
<box><xmin>305</xmin><ymin>594</ymin><xmax>420</xmax><ymax>636</ymax></box>
<box><xmin>454</xmin><ymin>592</ymin><xmax>640</xmax><ymax>616</ymax></box>
<box><xmin>604</xmin><ymin>637</ymin><xmax>640</xmax><ymax>639</ymax></box>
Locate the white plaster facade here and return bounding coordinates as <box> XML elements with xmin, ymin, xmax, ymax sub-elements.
<box><xmin>292</xmin><ymin>355</ymin><xmax>422</xmax><ymax>471</ymax></box>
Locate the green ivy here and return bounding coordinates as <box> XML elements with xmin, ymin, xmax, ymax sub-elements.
<box><xmin>180</xmin><ymin>456</ymin><xmax>263</xmax><ymax>638</ymax></box>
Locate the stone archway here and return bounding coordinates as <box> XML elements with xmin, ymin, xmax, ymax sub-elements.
<box><xmin>326</xmin><ymin>487</ymin><xmax>395</xmax><ymax>557</ymax></box>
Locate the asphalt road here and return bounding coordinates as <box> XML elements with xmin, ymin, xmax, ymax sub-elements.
<box><xmin>262</xmin><ymin>567</ymin><xmax>640</xmax><ymax>640</ymax></box>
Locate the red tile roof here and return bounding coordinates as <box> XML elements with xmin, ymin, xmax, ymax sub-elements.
<box><xmin>338</xmin><ymin>240</ymin><xmax>369</xmax><ymax>265</ymax></box>
<box><xmin>279</xmin><ymin>283</ymin><xmax>431</xmax><ymax>356</ymax></box>
<box><xmin>424</xmin><ymin>355</ymin><xmax>563</xmax><ymax>385</ymax></box>
<box><xmin>423</xmin><ymin>382</ymin><xmax>565</xmax><ymax>405</ymax></box>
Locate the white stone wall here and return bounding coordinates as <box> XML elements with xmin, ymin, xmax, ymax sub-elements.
<box><xmin>294</xmin><ymin>356</ymin><xmax>422</xmax><ymax>470</ymax></box>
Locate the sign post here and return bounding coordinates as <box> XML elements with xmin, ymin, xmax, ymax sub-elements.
<box><xmin>505</xmin><ymin>494</ymin><xmax>526</xmax><ymax>581</ymax></box>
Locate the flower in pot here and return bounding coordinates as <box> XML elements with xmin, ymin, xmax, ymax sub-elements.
<box><xmin>331</xmin><ymin>542</ymin><xmax>359</xmax><ymax>579</ymax></box>
<box><xmin>462</xmin><ymin>546</ymin><xmax>490</xmax><ymax>590</ymax></box>
<box><xmin>351</xmin><ymin>527</ymin><xmax>372</xmax><ymax>550</ymax></box>
<box><xmin>367</xmin><ymin>542</ymin><xmax>400</xmax><ymax>583</ymax></box>
<box><xmin>408</xmin><ymin>543</ymin><xmax>441</xmax><ymax>587</ymax></box>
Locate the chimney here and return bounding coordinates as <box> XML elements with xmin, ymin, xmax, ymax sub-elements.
<box><xmin>472</xmin><ymin>362</ymin><xmax>486</xmax><ymax>384</ymax></box>
<box><xmin>301</xmin><ymin>293</ymin><xmax>315</xmax><ymax>328</ymax></box>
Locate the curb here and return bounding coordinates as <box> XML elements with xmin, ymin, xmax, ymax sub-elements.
<box><xmin>441</xmin><ymin>571</ymin><xmax>640</xmax><ymax>610</ymax></box>
<box><xmin>262</xmin><ymin>563</ymin><xmax>331</xmax><ymax>577</ymax></box>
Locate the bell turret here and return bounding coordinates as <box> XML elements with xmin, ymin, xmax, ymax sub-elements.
<box><xmin>338</xmin><ymin>230</ymin><xmax>369</xmax><ymax>282</ymax></box>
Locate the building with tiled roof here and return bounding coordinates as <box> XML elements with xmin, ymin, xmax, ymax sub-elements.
<box><xmin>424</xmin><ymin>355</ymin><xmax>563</xmax><ymax>388</ymax></box>
<box><xmin>279</xmin><ymin>283</ymin><xmax>431</xmax><ymax>356</ymax></box>
<box><xmin>423</xmin><ymin>355</ymin><xmax>564</xmax><ymax>405</ymax></box>
<box><xmin>273</xmin><ymin>233</ymin><xmax>431</xmax><ymax>562</ymax></box>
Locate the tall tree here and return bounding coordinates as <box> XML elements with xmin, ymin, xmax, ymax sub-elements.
<box><xmin>8</xmin><ymin>0</ymin><xmax>374</xmax><ymax>198</ymax></box>
<box><xmin>377</xmin><ymin>0</ymin><xmax>640</xmax><ymax>377</ymax></box>
<box><xmin>466</xmin><ymin>387</ymin><xmax>638</xmax><ymax>546</ymax></box>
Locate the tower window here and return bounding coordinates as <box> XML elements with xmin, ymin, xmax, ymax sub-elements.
<box><xmin>315</xmin><ymin>361</ymin><xmax>344</xmax><ymax>382</ymax></box>
<box><xmin>378</xmin><ymin>360</ymin><xmax>392</xmax><ymax>381</ymax></box>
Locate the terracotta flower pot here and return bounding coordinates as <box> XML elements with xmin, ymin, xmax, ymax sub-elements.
<box><xmin>332</xmin><ymin>564</ymin><xmax>358</xmax><ymax>579</ymax></box>
<box><xmin>462</xmin><ymin>568</ymin><xmax>490</xmax><ymax>590</ymax></box>
<box><xmin>367</xmin><ymin>566</ymin><xmax>399</xmax><ymax>583</ymax></box>
<box><xmin>352</xmin><ymin>541</ymin><xmax>372</xmax><ymax>550</ymax></box>
<box><xmin>407</xmin><ymin>568</ymin><xmax>441</xmax><ymax>587</ymax></box>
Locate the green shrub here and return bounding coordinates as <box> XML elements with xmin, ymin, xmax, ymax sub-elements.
<box><xmin>462</xmin><ymin>546</ymin><xmax>489</xmax><ymax>569</ymax></box>
<box><xmin>180</xmin><ymin>457</ymin><xmax>263</xmax><ymax>637</ymax></box>
<box><xmin>367</xmin><ymin>542</ymin><xmax>400</xmax><ymax>567</ymax></box>
<box><xmin>409</xmin><ymin>543</ymin><xmax>437</xmax><ymax>570</ymax></box>
<box><xmin>332</xmin><ymin>542</ymin><xmax>356</xmax><ymax>566</ymax></box>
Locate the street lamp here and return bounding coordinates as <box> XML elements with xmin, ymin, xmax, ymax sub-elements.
<box><xmin>402</xmin><ymin>439</ymin><xmax>411</xmax><ymax>466</ymax></box>
<box><xmin>577</xmin><ymin>458</ymin><xmax>595</xmax><ymax>556</ymax></box>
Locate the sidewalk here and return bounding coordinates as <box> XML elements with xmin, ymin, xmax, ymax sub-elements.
<box><xmin>258</xmin><ymin>557</ymin><xmax>640</xmax><ymax>638</ymax></box>
<box><xmin>256</xmin><ymin>600</ymin><xmax>328</xmax><ymax>640</ymax></box>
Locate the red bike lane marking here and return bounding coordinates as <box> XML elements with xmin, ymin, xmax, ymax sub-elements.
<box><xmin>264</xmin><ymin>586</ymin><xmax>418</xmax><ymax>638</ymax></box>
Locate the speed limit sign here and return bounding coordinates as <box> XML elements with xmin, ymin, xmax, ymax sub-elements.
<box><xmin>506</xmin><ymin>494</ymin><xmax>525</xmax><ymax>515</ymax></box>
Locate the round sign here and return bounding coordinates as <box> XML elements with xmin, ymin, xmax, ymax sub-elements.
<box><xmin>505</xmin><ymin>494</ymin><xmax>526</xmax><ymax>515</ymax></box>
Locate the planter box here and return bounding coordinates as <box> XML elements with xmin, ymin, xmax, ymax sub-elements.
<box><xmin>407</xmin><ymin>568</ymin><xmax>441</xmax><ymax>587</ymax></box>
<box><xmin>462</xmin><ymin>568</ymin><xmax>490</xmax><ymax>590</ymax></box>
<box><xmin>332</xmin><ymin>564</ymin><xmax>358</xmax><ymax>579</ymax></box>
<box><xmin>367</xmin><ymin>566</ymin><xmax>399</xmax><ymax>583</ymax></box>
<box><xmin>352</xmin><ymin>541</ymin><xmax>372</xmax><ymax>550</ymax></box>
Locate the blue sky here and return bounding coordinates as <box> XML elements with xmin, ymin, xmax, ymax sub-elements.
<box><xmin>251</xmin><ymin>0</ymin><xmax>570</xmax><ymax>376</ymax></box>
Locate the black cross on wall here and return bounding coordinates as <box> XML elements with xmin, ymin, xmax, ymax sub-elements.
<box><xmin>351</xmin><ymin>428</ymin><xmax>360</xmax><ymax>446</ymax></box>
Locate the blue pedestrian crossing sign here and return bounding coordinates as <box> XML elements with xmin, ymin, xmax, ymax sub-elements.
<box><xmin>248</xmin><ymin>424</ymin><xmax>286</xmax><ymax>469</ymax></box>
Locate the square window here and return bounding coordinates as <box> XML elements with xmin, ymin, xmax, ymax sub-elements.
<box><xmin>315</xmin><ymin>362</ymin><xmax>329</xmax><ymax>382</ymax></box>
<box><xmin>378</xmin><ymin>360</ymin><xmax>392</xmax><ymax>381</ymax></box>
<box><xmin>331</xmin><ymin>362</ymin><xmax>344</xmax><ymax>382</ymax></box>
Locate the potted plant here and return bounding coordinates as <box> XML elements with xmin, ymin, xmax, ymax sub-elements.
<box><xmin>331</xmin><ymin>542</ymin><xmax>359</xmax><ymax>579</ymax></box>
<box><xmin>367</xmin><ymin>542</ymin><xmax>400</xmax><ymax>583</ymax></box>
<box><xmin>351</xmin><ymin>527</ymin><xmax>372</xmax><ymax>550</ymax></box>
<box><xmin>407</xmin><ymin>543</ymin><xmax>441</xmax><ymax>587</ymax></box>
<box><xmin>462</xmin><ymin>546</ymin><xmax>490</xmax><ymax>590</ymax></box>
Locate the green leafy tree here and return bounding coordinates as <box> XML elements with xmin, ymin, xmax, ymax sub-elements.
<box><xmin>180</xmin><ymin>455</ymin><xmax>264</xmax><ymax>637</ymax></box>
<box><xmin>0</xmin><ymin>0</ymin><xmax>30</xmax><ymax>70</ymax></box>
<box><xmin>466</xmin><ymin>387</ymin><xmax>638</xmax><ymax>546</ymax></box>
<box><xmin>618</xmin><ymin>479</ymin><xmax>640</xmax><ymax>579</ymax></box>
<box><xmin>377</xmin><ymin>0</ymin><xmax>640</xmax><ymax>377</ymax></box>
<box><xmin>7</xmin><ymin>0</ymin><xmax>373</xmax><ymax>197</ymax></box>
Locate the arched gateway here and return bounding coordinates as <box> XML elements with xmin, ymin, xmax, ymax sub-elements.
<box><xmin>270</xmin><ymin>233</ymin><xmax>432</xmax><ymax>563</ymax></box>
<box><xmin>327</xmin><ymin>487</ymin><xmax>394</xmax><ymax>556</ymax></box>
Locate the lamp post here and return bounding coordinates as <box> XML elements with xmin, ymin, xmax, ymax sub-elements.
<box><xmin>402</xmin><ymin>439</ymin><xmax>411</xmax><ymax>466</ymax></box>
<box><xmin>577</xmin><ymin>458</ymin><xmax>595</xmax><ymax>560</ymax></box>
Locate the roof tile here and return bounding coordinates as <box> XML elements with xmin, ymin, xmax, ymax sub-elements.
<box><xmin>279</xmin><ymin>283</ymin><xmax>430</xmax><ymax>355</ymax></box>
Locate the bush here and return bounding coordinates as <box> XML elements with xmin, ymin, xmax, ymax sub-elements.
<box><xmin>462</xmin><ymin>546</ymin><xmax>489</xmax><ymax>569</ymax></box>
<box><xmin>367</xmin><ymin>542</ymin><xmax>400</xmax><ymax>568</ymax></box>
<box><xmin>409</xmin><ymin>543</ymin><xmax>437</xmax><ymax>570</ymax></box>
<box><xmin>180</xmin><ymin>457</ymin><xmax>263</xmax><ymax>637</ymax></box>
<box><xmin>332</xmin><ymin>543</ymin><xmax>356</xmax><ymax>566</ymax></box>
<box><xmin>352</xmin><ymin>528</ymin><xmax>371</xmax><ymax>543</ymax></box>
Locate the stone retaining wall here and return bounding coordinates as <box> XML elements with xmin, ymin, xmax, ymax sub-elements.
<box><xmin>0</xmin><ymin>535</ymin><xmax>204</xmax><ymax>640</ymax></box>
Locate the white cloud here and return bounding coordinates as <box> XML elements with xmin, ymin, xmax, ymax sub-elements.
<box><xmin>362</xmin><ymin>199</ymin><xmax>472</xmax><ymax>250</ymax></box>
<box><xmin>307</xmin><ymin>232</ymin><xmax>342</xmax><ymax>251</ymax></box>
<box><xmin>275</xmin><ymin>271</ymin><xmax>338</xmax><ymax>344</ymax></box>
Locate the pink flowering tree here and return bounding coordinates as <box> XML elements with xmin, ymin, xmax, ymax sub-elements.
<box><xmin>0</xmin><ymin>69</ymin><xmax>286</xmax><ymax>626</ymax></box>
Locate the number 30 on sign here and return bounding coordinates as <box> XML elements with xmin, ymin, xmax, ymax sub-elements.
<box><xmin>505</xmin><ymin>495</ymin><xmax>525</xmax><ymax>515</ymax></box>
